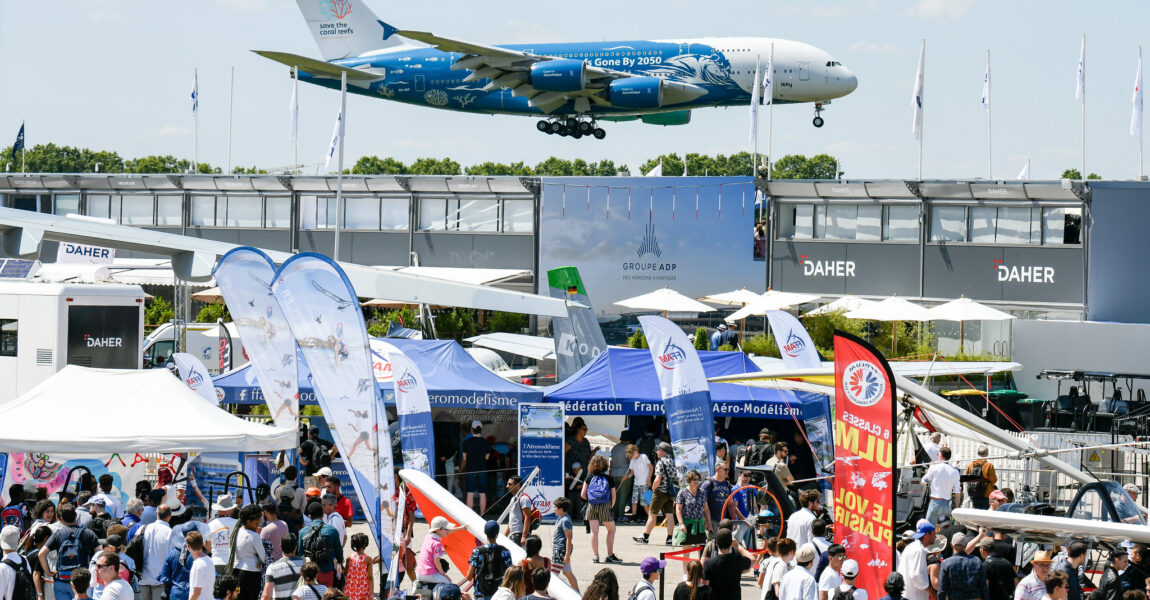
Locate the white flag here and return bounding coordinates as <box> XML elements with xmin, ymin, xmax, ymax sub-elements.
<box><xmin>190</xmin><ymin>71</ymin><xmax>199</xmax><ymax>115</ymax></box>
<box><xmin>289</xmin><ymin>69</ymin><xmax>299</xmax><ymax>144</ymax></box>
<box><xmin>912</xmin><ymin>40</ymin><xmax>925</xmax><ymax>140</ymax></box>
<box><xmin>749</xmin><ymin>57</ymin><xmax>762</xmax><ymax>145</ymax></box>
<box><xmin>1075</xmin><ymin>36</ymin><xmax>1086</xmax><ymax>102</ymax></box>
<box><xmin>324</xmin><ymin>109</ymin><xmax>341</xmax><ymax>170</ymax></box>
<box><xmin>1017</xmin><ymin>161</ymin><xmax>1030</xmax><ymax>180</ymax></box>
<box><xmin>1133</xmin><ymin>54</ymin><xmax>1143</xmax><ymax>140</ymax></box>
<box><xmin>645</xmin><ymin>162</ymin><xmax>663</xmax><ymax>177</ymax></box>
<box><xmin>980</xmin><ymin>56</ymin><xmax>991</xmax><ymax>111</ymax></box>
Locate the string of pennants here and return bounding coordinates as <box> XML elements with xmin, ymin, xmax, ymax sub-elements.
<box><xmin>541</xmin><ymin>182</ymin><xmax>763</xmax><ymax>220</ymax></box>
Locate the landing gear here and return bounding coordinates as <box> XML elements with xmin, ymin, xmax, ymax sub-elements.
<box><xmin>812</xmin><ymin>103</ymin><xmax>826</xmax><ymax>128</ymax></box>
<box><xmin>537</xmin><ymin>117</ymin><xmax>606</xmax><ymax>140</ymax></box>
<box><xmin>813</xmin><ymin>116</ymin><xmax>824</xmax><ymax>128</ymax></box>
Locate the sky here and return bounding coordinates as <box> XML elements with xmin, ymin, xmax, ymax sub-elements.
<box><xmin>2</xmin><ymin>0</ymin><xmax>1150</xmax><ymax>180</ymax></box>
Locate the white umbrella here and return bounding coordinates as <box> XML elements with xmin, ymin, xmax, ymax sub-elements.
<box><xmin>698</xmin><ymin>288</ymin><xmax>762</xmax><ymax>306</ymax></box>
<box><xmin>929</xmin><ymin>296</ymin><xmax>1016</xmax><ymax>353</ymax></box>
<box><xmin>190</xmin><ymin>286</ymin><xmax>224</xmax><ymax>304</ymax></box>
<box><xmin>725</xmin><ymin>289</ymin><xmax>822</xmax><ymax>323</ymax></box>
<box><xmin>845</xmin><ymin>296</ymin><xmax>934</xmax><ymax>354</ymax></box>
<box><xmin>802</xmin><ymin>295</ymin><xmax>877</xmax><ymax>317</ymax></box>
<box><xmin>615</xmin><ymin>286</ymin><xmax>716</xmax><ymax>317</ymax></box>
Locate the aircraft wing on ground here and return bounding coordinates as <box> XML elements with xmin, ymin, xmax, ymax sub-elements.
<box><xmin>463</xmin><ymin>332</ymin><xmax>556</xmax><ymax>361</ymax></box>
<box><xmin>951</xmin><ymin>508</ymin><xmax>1150</xmax><ymax>546</ymax></box>
<box><xmin>385</xmin><ymin>23</ymin><xmax>707</xmax><ymax>113</ymax></box>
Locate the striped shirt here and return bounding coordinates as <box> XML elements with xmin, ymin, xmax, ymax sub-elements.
<box><xmin>265</xmin><ymin>556</ymin><xmax>302</xmax><ymax>600</ymax></box>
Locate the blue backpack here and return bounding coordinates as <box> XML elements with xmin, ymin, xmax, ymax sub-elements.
<box><xmin>586</xmin><ymin>475</ymin><xmax>610</xmax><ymax>505</ymax></box>
<box><xmin>55</xmin><ymin>527</ymin><xmax>85</xmax><ymax>580</ymax></box>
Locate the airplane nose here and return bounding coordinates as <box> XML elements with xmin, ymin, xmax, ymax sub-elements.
<box><xmin>842</xmin><ymin>68</ymin><xmax>858</xmax><ymax>94</ymax></box>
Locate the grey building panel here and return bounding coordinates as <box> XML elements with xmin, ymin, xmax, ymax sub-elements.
<box><xmin>770</xmin><ymin>241</ymin><xmax>919</xmax><ymax>296</ymax></box>
<box><xmin>297</xmin><ymin>230</ymin><xmax>334</xmax><ymax>256</ymax></box>
<box><xmin>865</xmin><ymin>182</ymin><xmax>917</xmax><ymax>198</ymax></box>
<box><xmin>344</xmin><ymin>232</ymin><xmax>410</xmax><ymax>265</ymax></box>
<box><xmin>812</xmin><ymin>182</ymin><xmax>868</xmax><ymax>198</ymax></box>
<box><xmin>1087</xmin><ymin>182</ymin><xmax>1150</xmax><ymax>322</ymax></box>
<box><xmin>186</xmin><ymin>228</ymin><xmax>292</xmax><ymax>253</ymax></box>
<box><xmin>413</xmin><ymin>233</ymin><xmax>533</xmax><ymax>269</ymax></box>
<box><xmin>922</xmin><ymin>244</ymin><xmax>1083</xmax><ymax>303</ymax></box>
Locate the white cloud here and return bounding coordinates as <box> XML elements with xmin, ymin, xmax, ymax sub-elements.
<box><xmin>151</xmin><ymin>126</ymin><xmax>192</xmax><ymax>137</ymax></box>
<box><xmin>848</xmin><ymin>41</ymin><xmax>902</xmax><ymax>55</ymax></box>
<box><xmin>902</xmin><ymin>0</ymin><xmax>978</xmax><ymax>20</ymax></box>
<box><xmin>212</xmin><ymin>0</ymin><xmax>270</xmax><ymax>11</ymax></box>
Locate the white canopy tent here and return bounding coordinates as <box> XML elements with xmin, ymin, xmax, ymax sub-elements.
<box><xmin>0</xmin><ymin>366</ymin><xmax>296</xmax><ymax>453</ymax></box>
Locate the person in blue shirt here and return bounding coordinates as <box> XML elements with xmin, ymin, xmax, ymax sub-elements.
<box><xmin>709</xmin><ymin>325</ymin><xmax>726</xmax><ymax>351</ymax></box>
<box><xmin>460</xmin><ymin>521</ymin><xmax>511</xmax><ymax>600</ymax></box>
<box><xmin>297</xmin><ymin>503</ymin><xmax>342</xmax><ymax>588</ymax></box>
<box><xmin>159</xmin><ymin>532</ymin><xmax>197</xmax><ymax>600</ymax></box>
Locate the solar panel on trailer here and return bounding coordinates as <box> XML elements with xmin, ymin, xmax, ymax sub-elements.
<box><xmin>0</xmin><ymin>259</ymin><xmax>35</xmax><ymax>279</ymax></box>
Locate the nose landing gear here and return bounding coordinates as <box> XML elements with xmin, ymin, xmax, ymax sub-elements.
<box><xmin>538</xmin><ymin>117</ymin><xmax>606</xmax><ymax>140</ymax></box>
<box><xmin>812</xmin><ymin>103</ymin><xmax>826</xmax><ymax>128</ymax></box>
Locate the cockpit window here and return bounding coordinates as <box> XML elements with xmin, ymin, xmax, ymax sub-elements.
<box><xmin>826</xmin><ymin>61</ymin><xmax>842</xmax><ymax>67</ymax></box>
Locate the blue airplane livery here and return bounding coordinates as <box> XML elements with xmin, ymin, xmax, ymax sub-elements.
<box><xmin>257</xmin><ymin>0</ymin><xmax>858</xmax><ymax>139</ymax></box>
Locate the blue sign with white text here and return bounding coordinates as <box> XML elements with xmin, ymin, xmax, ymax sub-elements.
<box><xmin>518</xmin><ymin>403</ymin><xmax>565</xmax><ymax>518</ymax></box>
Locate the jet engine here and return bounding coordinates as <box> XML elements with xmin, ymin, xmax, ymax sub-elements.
<box><xmin>608</xmin><ymin>77</ymin><xmax>663</xmax><ymax>109</ymax></box>
<box><xmin>530</xmin><ymin>60</ymin><xmax>587</xmax><ymax>92</ymax></box>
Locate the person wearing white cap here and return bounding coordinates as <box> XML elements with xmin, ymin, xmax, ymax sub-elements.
<box><xmin>709</xmin><ymin>324</ymin><xmax>726</xmax><ymax>351</ymax></box>
<box><xmin>92</xmin><ymin>475</ymin><xmax>124</xmax><ymax>521</ymax></box>
<box><xmin>833</xmin><ymin>559</ymin><xmax>867</xmax><ymax>600</ymax></box>
<box><xmin>0</xmin><ymin>525</ymin><xmax>28</xmax><ymax>600</ymax></box>
<box><xmin>313</xmin><ymin>468</ymin><xmax>333</xmax><ymax>491</ymax></box>
<box><xmin>207</xmin><ymin>495</ymin><xmax>238</xmax><ymax>575</ymax></box>
<box><xmin>778</xmin><ymin>544</ymin><xmax>817</xmax><ymax>600</ymax></box>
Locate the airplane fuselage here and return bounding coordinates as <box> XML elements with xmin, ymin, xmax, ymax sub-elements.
<box><xmin>300</xmin><ymin>37</ymin><xmax>857</xmax><ymax>119</ymax></box>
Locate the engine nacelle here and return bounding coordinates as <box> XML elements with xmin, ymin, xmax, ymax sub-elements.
<box><xmin>608</xmin><ymin>77</ymin><xmax>663</xmax><ymax>109</ymax></box>
<box><xmin>530</xmin><ymin>60</ymin><xmax>587</xmax><ymax>92</ymax></box>
<box><xmin>641</xmin><ymin>110</ymin><xmax>691</xmax><ymax>126</ymax></box>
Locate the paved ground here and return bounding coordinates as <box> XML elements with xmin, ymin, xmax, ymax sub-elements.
<box><xmin>352</xmin><ymin>519</ymin><xmax>765</xmax><ymax>600</ymax></box>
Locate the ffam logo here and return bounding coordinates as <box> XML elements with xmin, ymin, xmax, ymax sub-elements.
<box><xmin>657</xmin><ymin>340</ymin><xmax>688</xmax><ymax>370</ymax></box>
<box><xmin>781</xmin><ymin>330</ymin><xmax>808</xmax><ymax>358</ymax></box>
<box><xmin>185</xmin><ymin>371</ymin><xmax>204</xmax><ymax>388</ymax></box>
<box><xmin>992</xmin><ymin>259</ymin><xmax>1054</xmax><ymax>283</ymax></box>
<box><xmin>800</xmin><ymin>255</ymin><xmax>856</xmax><ymax>277</ymax></box>
<box><xmin>83</xmin><ymin>334</ymin><xmax>122</xmax><ymax>348</ymax></box>
<box><xmin>842</xmin><ymin>360</ymin><xmax>885</xmax><ymax>408</ymax></box>
<box><xmin>395</xmin><ymin>370</ymin><xmax>418</xmax><ymax>394</ymax></box>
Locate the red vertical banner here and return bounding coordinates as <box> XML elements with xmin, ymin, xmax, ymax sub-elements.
<box><xmin>833</xmin><ymin>331</ymin><xmax>896</xmax><ymax>600</ymax></box>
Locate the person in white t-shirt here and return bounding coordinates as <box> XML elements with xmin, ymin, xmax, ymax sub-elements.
<box><xmin>624</xmin><ymin>445</ymin><xmax>653</xmax><ymax>522</ymax></box>
<box><xmin>778</xmin><ymin>545</ymin><xmax>817</xmax><ymax>600</ymax></box>
<box><xmin>761</xmin><ymin>538</ymin><xmax>796</xmax><ymax>600</ymax></box>
<box><xmin>786</xmin><ymin>490</ymin><xmax>821</xmax><ymax>550</ymax></box>
<box><xmin>185</xmin><ymin>532</ymin><xmax>215</xmax><ymax>600</ymax></box>
<box><xmin>817</xmin><ymin>545</ymin><xmax>846</xmax><ymax>600</ymax></box>
<box><xmin>835</xmin><ymin>560</ymin><xmax>867</xmax><ymax>600</ymax></box>
<box><xmin>922</xmin><ymin>433</ymin><xmax>942</xmax><ymax>463</ymax></box>
<box><xmin>921</xmin><ymin>448</ymin><xmax>962</xmax><ymax>526</ymax></box>
<box><xmin>94</xmin><ymin>552</ymin><xmax>134</xmax><ymax>600</ymax></box>
<box><xmin>321</xmin><ymin>496</ymin><xmax>346</xmax><ymax>547</ymax></box>
<box><xmin>208</xmin><ymin>495</ymin><xmax>239</xmax><ymax>575</ymax></box>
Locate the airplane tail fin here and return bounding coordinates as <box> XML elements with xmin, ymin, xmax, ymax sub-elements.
<box><xmin>294</xmin><ymin>0</ymin><xmax>403</xmax><ymax>60</ymax></box>
<box><xmin>547</xmin><ymin>267</ymin><xmax>607</xmax><ymax>382</ymax></box>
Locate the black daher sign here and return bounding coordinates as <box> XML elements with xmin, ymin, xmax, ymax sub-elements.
<box><xmin>67</xmin><ymin>306</ymin><xmax>140</xmax><ymax>368</ymax></box>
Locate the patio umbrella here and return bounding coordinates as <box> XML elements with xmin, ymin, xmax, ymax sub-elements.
<box><xmin>615</xmin><ymin>286</ymin><xmax>716</xmax><ymax>318</ymax></box>
<box><xmin>699</xmin><ymin>287</ymin><xmax>762</xmax><ymax>341</ymax></box>
<box><xmin>844</xmin><ymin>296</ymin><xmax>934</xmax><ymax>354</ymax></box>
<box><xmin>190</xmin><ymin>286</ymin><xmax>224</xmax><ymax>304</ymax></box>
<box><xmin>802</xmin><ymin>295</ymin><xmax>877</xmax><ymax>317</ymax></box>
<box><xmin>725</xmin><ymin>289</ymin><xmax>822</xmax><ymax>323</ymax></box>
<box><xmin>928</xmin><ymin>296</ymin><xmax>1016</xmax><ymax>353</ymax></box>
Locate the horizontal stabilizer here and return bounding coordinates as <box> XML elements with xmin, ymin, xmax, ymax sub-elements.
<box><xmin>253</xmin><ymin>51</ymin><xmax>384</xmax><ymax>82</ymax></box>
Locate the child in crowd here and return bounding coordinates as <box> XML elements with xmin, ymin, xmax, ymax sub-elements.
<box><xmin>550</xmin><ymin>497</ymin><xmax>578</xmax><ymax>591</ymax></box>
<box><xmin>343</xmin><ymin>533</ymin><xmax>374</xmax><ymax>600</ymax></box>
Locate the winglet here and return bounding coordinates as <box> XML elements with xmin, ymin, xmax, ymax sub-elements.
<box><xmin>378</xmin><ymin>20</ymin><xmax>400</xmax><ymax>41</ymax></box>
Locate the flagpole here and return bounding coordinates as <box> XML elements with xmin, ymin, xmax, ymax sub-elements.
<box><xmin>20</xmin><ymin>120</ymin><xmax>25</xmax><ymax>173</ymax></box>
<box><xmin>193</xmin><ymin>68</ymin><xmax>199</xmax><ymax>173</ymax></box>
<box><xmin>334</xmin><ymin>70</ymin><xmax>347</xmax><ymax>262</ymax></box>
<box><xmin>767</xmin><ymin>43</ymin><xmax>774</xmax><ymax>180</ymax></box>
<box><xmin>1081</xmin><ymin>35</ymin><xmax>1086</xmax><ymax>181</ymax></box>
<box><xmin>987</xmin><ymin>49</ymin><xmax>992</xmax><ymax>180</ymax></box>
<box><xmin>293</xmin><ymin>66</ymin><xmax>299</xmax><ymax>172</ymax></box>
<box><xmin>752</xmin><ymin>54</ymin><xmax>759</xmax><ymax>173</ymax></box>
<box><xmin>227</xmin><ymin>66</ymin><xmax>235</xmax><ymax>174</ymax></box>
<box><xmin>1140</xmin><ymin>45</ymin><xmax>1144</xmax><ymax>180</ymax></box>
<box><xmin>919</xmin><ymin>39</ymin><xmax>925</xmax><ymax>180</ymax></box>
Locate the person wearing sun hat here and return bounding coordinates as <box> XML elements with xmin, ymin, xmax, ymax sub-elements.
<box><xmin>1015</xmin><ymin>550</ymin><xmax>1059</xmax><ymax>600</ymax></box>
<box><xmin>778</xmin><ymin>544</ymin><xmax>818</xmax><ymax>600</ymax></box>
<box><xmin>896</xmin><ymin>520</ymin><xmax>935</xmax><ymax>600</ymax></box>
<box><xmin>415</xmin><ymin>517</ymin><xmax>457</xmax><ymax>586</ymax></box>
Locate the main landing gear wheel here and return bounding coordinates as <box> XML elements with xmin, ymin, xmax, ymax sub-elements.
<box><xmin>593</xmin><ymin>128</ymin><xmax>606</xmax><ymax>139</ymax></box>
<box><xmin>813</xmin><ymin>116</ymin><xmax>824</xmax><ymax>128</ymax></box>
<box><xmin>537</xmin><ymin>117</ymin><xmax>605</xmax><ymax>139</ymax></box>
<box><xmin>537</xmin><ymin>120</ymin><xmax>550</xmax><ymax>132</ymax></box>
<box><xmin>547</xmin><ymin>121</ymin><xmax>562</xmax><ymax>135</ymax></box>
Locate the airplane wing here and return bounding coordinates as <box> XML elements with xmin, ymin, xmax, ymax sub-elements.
<box><xmin>463</xmin><ymin>332</ymin><xmax>556</xmax><ymax>361</ymax></box>
<box><xmin>951</xmin><ymin>508</ymin><xmax>1150</xmax><ymax>546</ymax></box>
<box><xmin>253</xmin><ymin>51</ymin><xmax>385</xmax><ymax>82</ymax></box>
<box><xmin>386</xmin><ymin>23</ymin><xmax>707</xmax><ymax>114</ymax></box>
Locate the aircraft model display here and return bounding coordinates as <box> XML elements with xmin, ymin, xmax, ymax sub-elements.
<box><xmin>257</xmin><ymin>0</ymin><xmax>858</xmax><ymax>139</ymax></box>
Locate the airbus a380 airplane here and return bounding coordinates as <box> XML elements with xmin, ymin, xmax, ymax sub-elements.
<box><xmin>258</xmin><ymin>0</ymin><xmax>858</xmax><ymax>139</ymax></box>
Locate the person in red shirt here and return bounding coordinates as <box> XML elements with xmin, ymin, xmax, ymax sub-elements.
<box><xmin>323</xmin><ymin>476</ymin><xmax>353</xmax><ymax>525</ymax></box>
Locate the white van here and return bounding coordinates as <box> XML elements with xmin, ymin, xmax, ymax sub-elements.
<box><xmin>0</xmin><ymin>281</ymin><xmax>146</xmax><ymax>402</ymax></box>
<box><xmin>142</xmin><ymin>321</ymin><xmax>246</xmax><ymax>375</ymax></box>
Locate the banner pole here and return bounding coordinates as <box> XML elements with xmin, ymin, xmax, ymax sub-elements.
<box><xmin>334</xmin><ymin>70</ymin><xmax>347</xmax><ymax>261</ymax></box>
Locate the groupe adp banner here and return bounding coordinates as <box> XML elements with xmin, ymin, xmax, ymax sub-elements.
<box><xmin>517</xmin><ymin>403</ymin><xmax>565</xmax><ymax>517</ymax></box>
<box><xmin>388</xmin><ymin>350</ymin><xmax>436</xmax><ymax>478</ymax></box>
<box><xmin>214</xmin><ymin>248</ymin><xmax>300</xmax><ymax>431</ymax></box>
<box><xmin>765</xmin><ymin>310</ymin><xmax>835</xmax><ymax>486</ymax></box>
<box><xmin>833</xmin><ymin>331</ymin><xmax>896</xmax><ymax>600</ymax></box>
<box><xmin>172</xmin><ymin>352</ymin><xmax>220</xmax><ymax>405</ymax></box>
<box><xmin>271</xmin><ymin>253</ymin><xmax>394</xmax><ymax>565</ymax></box>
<box><xmin>639</xmin><ymin>315</ymin><xmax>717</xmax><ymax>477</ymax></box>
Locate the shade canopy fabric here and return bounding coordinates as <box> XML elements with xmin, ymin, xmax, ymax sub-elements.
<box><xmin>802</xmin><ymin>296</ymin><xmax>877</xmax><ymax>317</ymax></box>
<box><xmin>464</xmin><ymin>332</ymin><xmax>556</xmax><ymax>360</ymax></box>
<box><xmin>0</xmin><ymin>366</ymin><xmax>296</xmax><ymax>453</ymax></box>
<box><xmin>213</xmin><ymin>338</ymin><xmax>543</xmax><ymax>410</ymax></box>
<box><xmin>844</xmin><ymin>296</ymin><xmax>934</xmax><ymax>321</ymax></box>
<box><xmin>726</xmin><ymin>290</ymin><xmax>822</xmax><ymax>322</ymax></box>
<box><xmin>616</xmin><ymin>287</ymin><xmax>716</xmax><ymax>313</ymax></box>
<box><xmin>542</xmin><ymin>347</ymin><xmax>826</xmax><ymax>418</ymax></box>
<box><xmin>698</xmin><ymin>288</ymin><xmax>762</xmax><ymax>306</ymax></box>
<box><xmin>928</xmin><ymin>297</ymin><xmax>1017</xmax><ymax>322</ymax></box>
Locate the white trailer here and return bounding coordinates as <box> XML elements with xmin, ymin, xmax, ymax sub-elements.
<box><xmin>0</xmin><ymin>281</ymin><xmax>146</xmax><ymax>402</ymax></box>
<box><xmin>142</xmin><ymin>321</ymin><xmax>246</xmax><ymax>375</ymax></box>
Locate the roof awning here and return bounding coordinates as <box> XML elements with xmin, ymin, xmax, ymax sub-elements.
<box><xmin>464</xmin><ymin>333</ymin><xmax>556</xmax><ymax>360</ymax></box>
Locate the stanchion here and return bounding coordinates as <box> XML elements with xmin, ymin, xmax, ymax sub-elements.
<box><xmin>658</xmin><ymin>552</ymin><xmax>664</xmax><ymax>600</ymax></box>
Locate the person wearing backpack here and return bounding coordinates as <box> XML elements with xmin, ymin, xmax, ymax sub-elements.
<box><xmin>580</xmin><ymin>456</ymin><xmax>621</xmax><ymax>565</ymax></box>
<box><xmin>629</xmin><ymin>557</ymin><xmax>663</xmax><ymax>600</ymax></box>
<box><xmin>1</xmin><ymin>524</ymin><xmax>37</xmax><ymax>600</ymax></box>
<box><xmin>1</xmin><ymin>485</ymin><xmax>29</xmax><ymax>537</ymax></box>
<box><xmin>459</xmin><ymin>520</ymin><xmax>511</xmax><ymax>600</ymax></box>
<box><xmin>832</xmin><ymin>560</ymin><xmax>867</xmax><ymax>600</ymax></box>
<box><xmin>37</xmin><ymin>504</ymin><xmax>99</xmax><ymax>600</ymax></box>
<box><xmin>296</xmin><ymin>504</ymin><xmax>341</xmax><ymax>588</ymax></box>
<box><xmin>963</xmin><ymin>446</ymin><xmax>997</xmax><ymax>510</ymax></box>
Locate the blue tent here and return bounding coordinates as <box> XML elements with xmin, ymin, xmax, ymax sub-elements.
<box><xmin>212</xmin><ymin>338</ymin><xmax>542</xmax><ymax>409</ymax></box>
<box><xmin>542</xmin><ymin>347</ymin><xmax>825</xmax><ymax>419</ymax></box>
